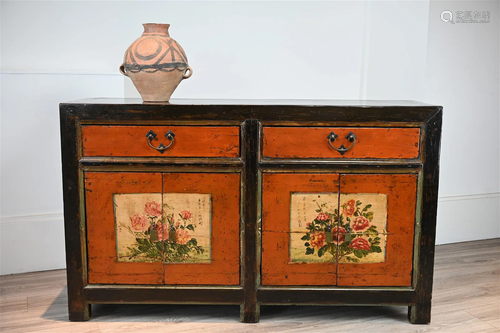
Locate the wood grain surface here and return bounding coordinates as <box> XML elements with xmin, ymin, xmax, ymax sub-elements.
<box><xmin>1</xmin><ymin>239</ymin><xmax>497</xmax><ymax>333</ymax></box>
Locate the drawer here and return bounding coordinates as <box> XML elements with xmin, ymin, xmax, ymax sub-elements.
<box><xmin>82</xmin><ymin>125</ymin><xmax>240</xmax><ymax>158</ymax></box>
<box><xmin>263</xmin><ymin>127</ymin><xmax>420</xmax><ymax>159</ymax></box>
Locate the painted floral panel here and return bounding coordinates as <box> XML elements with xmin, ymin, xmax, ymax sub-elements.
<box><xmin>114</xmin><ymin>193</ymin><xmax>211</xmax><ymax>263</ymax></box>
<box><xmin>290</xmin><ymin>193</ymin><xmax>338</xmax><ymax>263</ymax></box>
<box><xmin>337</xmin><ymin>194</ymin><xmax>387</xmax><ymax>263</ymax></box>
<box><xmin>290</xmin><ymin>193</ymin><xmax>387</xmax><ymax>264</ymax></box>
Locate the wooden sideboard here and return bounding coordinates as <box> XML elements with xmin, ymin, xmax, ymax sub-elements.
<box><xmin>60</xmin><ymin>99</ymin><xmax>442</xmax><ymax>323</ymax></box>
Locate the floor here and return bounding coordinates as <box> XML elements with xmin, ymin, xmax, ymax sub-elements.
<box><xmin>0</xmin><ymin>239</ymin><xmax>498</xmax><ymax>333</ymax></box>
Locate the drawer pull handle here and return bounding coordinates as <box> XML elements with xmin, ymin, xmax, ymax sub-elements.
<box><xmin>327</xmin><ymin>131</ymin><xmax>357</xmax><ymax>155</ymax></box>
<box><xmin>145</xmin><ymin>130</ymin><xmax>175</xmax><ymax>154</ymax></box>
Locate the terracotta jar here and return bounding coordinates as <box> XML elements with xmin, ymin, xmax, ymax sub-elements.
<box><xmin>120</xmin><ymin>23</ymin><xmax>192</xmax><ymax>102</ymax></box>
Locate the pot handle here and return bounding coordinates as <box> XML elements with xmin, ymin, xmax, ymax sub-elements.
<box><xmin>119</xmin><ymin>63</ymin><xmax>128</xmax><ymax>77</ymax></box>
<box><xmin>182</xmin><ymin>66</ymin><xmax>193</xmax><ymax>79</ymax></box>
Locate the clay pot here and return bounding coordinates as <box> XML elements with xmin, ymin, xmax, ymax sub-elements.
<box><xmin>120</xmin><ymin>23</ymin><xmax>192</xmax><ymax>102</ymax></box>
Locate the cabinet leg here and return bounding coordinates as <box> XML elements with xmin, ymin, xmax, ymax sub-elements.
<box><xmin>408</xmin><ymin>301</ymin><xmax>431</xmax><ymax>324</ymax></box>
<box><xmin>69</xmin><ymin>302</ymin><xmax>91</xmax><ymax>321</ymax></box>
<box><xmin>240</xmin><ymin>302</ymin><xmax>260</xmax><ymax>323</ymax></box>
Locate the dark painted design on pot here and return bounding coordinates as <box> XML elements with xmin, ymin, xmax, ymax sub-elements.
<box><xmin>120</xmin><ymin>23</ymin><xmax>193</xmax><ymax>103</ymax></box>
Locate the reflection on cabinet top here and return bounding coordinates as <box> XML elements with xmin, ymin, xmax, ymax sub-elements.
<box><xmin>65</xmin><ymin>98</ymin><xmax>437</xmax><ymax>107</ymax></box>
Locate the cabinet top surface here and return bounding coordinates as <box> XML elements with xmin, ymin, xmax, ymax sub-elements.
<box><xmin>63</xmin><ymin>98</ymin><xmax>440</xmax><ymax>108</ymax></box>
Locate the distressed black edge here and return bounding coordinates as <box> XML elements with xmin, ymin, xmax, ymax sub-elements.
<box><xmin>84</xmin><ymin>287</ymin><xmax>244</xmax><ymax>304</ymax></box>
<box><xmin>241</xmin><ymin>119</ymin><xmax>260</xmax><ymax>323</ymax></box>
<box><xmin>60</xmin><ymin>104</ymin><xmax>90</xmax><ymax>321</ymax></box>
<box><xmin>79</xmin><ymin>156</ymin><xmax>244</xmax><ymax>167</ymax></box>
<box><xmin>61</xmin><ymin>103</ymin><xmax>441</xmax><ymax>123</ymax></box>
<box><xmin>409</xmin><ymin>107</ymin><xmax>442</xmax><ymax>324</ymax></box>
<box><xmin>258</xmin><ymin>288</ymin><xmax>417</xmax><ymax>305</ymax></box>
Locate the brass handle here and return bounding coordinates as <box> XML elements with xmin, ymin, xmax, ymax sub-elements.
<box><xmin>146</xmin><ymin>130</ymin><xmax>175</xmax><ymax>154</ymax></box>
<box><xmin>327</xmin><ymin>131</ymin><xmax>357</xmax><ymax>155</ymax></box>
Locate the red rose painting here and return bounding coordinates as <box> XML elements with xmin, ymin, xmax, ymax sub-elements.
<box><xmin>342</xmin><ymin>199</ymin><xmax>356</xmax><ymax>217</ymax></box>
<box><xmin>350</xmin><ymin>237</ymin><xmax>371</xmax><ymax>251</ymax></box>
<box><xmin>352</xmin><ymin>216</ymin><xmax>370</xmax><ymax>232</ymax></box>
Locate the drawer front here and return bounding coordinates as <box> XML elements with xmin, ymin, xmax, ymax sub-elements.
<box><xmin>263</xmin><ymin>127</ymin><xmax>420</xmax><ymax>159</ymax></box>
<box><xmin>82</xmin><ymin>126</ymin><xmax>240</xmax><ymax>158</ymax></box>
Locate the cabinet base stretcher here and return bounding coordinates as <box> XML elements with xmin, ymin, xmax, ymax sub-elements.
<box><xmin>70</xmin><ymin>286</ymin><xmax>431</xmax><ymax>324</ymax></box>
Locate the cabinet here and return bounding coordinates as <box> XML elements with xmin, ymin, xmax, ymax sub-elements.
<box><xmin>60</xmin><ymin>99</ymin><xmax>442</xmax><ymax>324</ymax></box>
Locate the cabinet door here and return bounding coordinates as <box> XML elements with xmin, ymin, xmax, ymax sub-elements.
<box><xmin>161</xmin><ymin>173</ymin><xmax>240</xmax><ymax>285</ymax></box>
<box><xmin>85</xmin><ymin>172</ymin><xmax>164</xmax><ymax>284</ymax></box>
<box><xmin>261</xmin><ymin>173</ymin><xmax>417</xmax><ymax>287</ymax></box>
<box><xmin>337</xmin><ymin>174</ymin><xmax>417</xmax><ymax>287</ymax></box>
<box><xmin>262</xmin><ymin>173</ymin><xmax>340</xmax><ymax>286</ymax></box>
<box><xmin>86</xmin><ymin>172</ymin><xmax>240</xmax><ymax>286</ymax></box>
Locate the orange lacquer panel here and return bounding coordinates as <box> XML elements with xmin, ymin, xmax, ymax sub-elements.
<box><xmin>82</xmin><ymin>126</ymin><xmax>240</xmax><ymax>158</ymax></box>
<box><xmin>262</xmin><ymin>173</ymin><xmax>340</xmax><ymax>286</ymax></box>
<box><xmin>85</xmin><ymin>172</ymin><xmax>240</xmax><ymax>286</ymax></box>
<box><xmin>85</xmin><ymin>172</ymin><xmax>164</xmax><ymax>284</ymax></box>
<box><xmin>162</xmin><ymin>173</ymin><xmax>240</xmax><ymax>285</ymax></box>
<box><xmin>337</xmin><ymin>174</ymin><xmax>417</xmax><ymax>287</ymax></box>
<box><xmin>263</xmin><ymin>127</ymin><xmax>420</xmax><ymax>159</ymax></box>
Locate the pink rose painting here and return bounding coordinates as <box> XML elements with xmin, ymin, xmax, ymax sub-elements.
<box><xmin>176</xmin><ymin>228</ymin><xmax>190</xmax><ymax>244</ymax></box>
<box><xmin>316</xmin><ymin>212</ymin><xmax>330</xmax><ymax>221</ymax></box>
<box><xmin>130</xmin><ymin>214</ymin><xmax>148</xmax><ymax>232</ymax></box>
<box><xmin>155</xmin><ymin>223</ymin><xmax>166</xmax><ymax>241</ymax></box>
<box><xmin>180</xmin><ymin>210</ymin><xmax>192</xmax><ymax>220</ymax></box>
<box><xmin>115</xmin><ymin>193</ymin><xmax>210</xmax><ymax>264</ymax></box>
<box><xmin>145</xmin><ymin>201</ymin><xmax>162</xmax><ymax>217</ymax></box>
